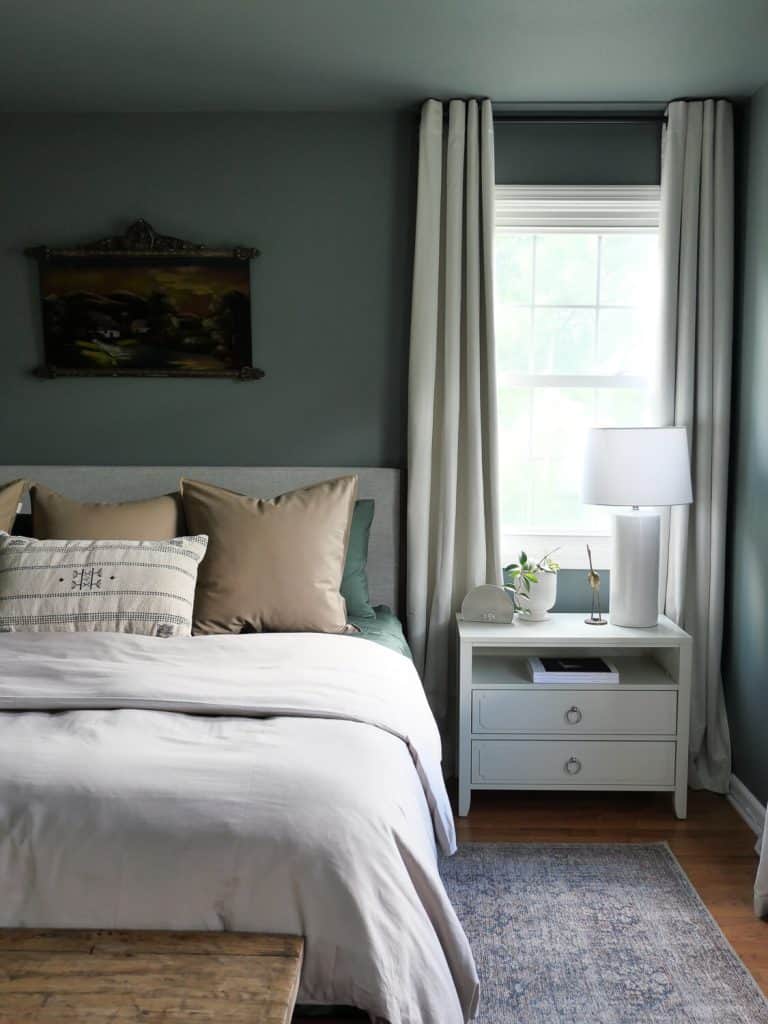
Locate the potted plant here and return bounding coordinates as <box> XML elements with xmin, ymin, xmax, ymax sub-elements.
<box><xmin>503</xmin><ymin>549</ymin><xmax>560</xmax><ymax>621</ymax></box>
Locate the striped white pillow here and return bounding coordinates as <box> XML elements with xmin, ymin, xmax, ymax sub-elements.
<box><xmin>0</xmin><ymin>533</ymin><xmax>207</xmax><ymax>637</ymax></box>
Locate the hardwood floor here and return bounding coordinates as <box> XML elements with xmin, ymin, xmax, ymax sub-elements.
<box><xmin>294</xmin><ymin>788</ymin><xmax>766</xmax><ymax>1022</ymax></box>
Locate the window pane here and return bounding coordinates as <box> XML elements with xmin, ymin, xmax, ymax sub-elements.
<box><xmin>534</xmin><ymin>234</ymin><xmax>598</xmax><ymax>305</ymax></box>
<box><xmin>497</xmin><ymin>378</ymin><xmax>653</xmax><ymax>535</ymax></box>
<box><xmin>598</xmin><ymin>305</ymin><xmax>638</xmax><ymax>374</ymax></box>
<box><xmin>496</xmin><ymin>306</ymin><xmax>532</xmax><ymax>373</ymax></box>
<box><xmin>596</xmin><ymin>387</ymin><xmax>648</xmax><ymax>427</ymax></box>
<box><xmin>599</xmin><ymin>234</ymin><xmax>656</xmax><ymax>305</ymax></box>
<box><xmin>598</xmin><ymin>307</ymin><xmax>659</xmax><ymax>385</ymax></box>
<box><xmin>500</xmin><ymin>464</ymin><xmax>532</xmax><ymax>530</ymax></box>
<box><xmin>528</xmin><ymin>387</ymin><xmax>602</xmax><ymax>532</ymax></box>
<box><xmin>498</xmin><ymin>387</ymin><xmax>532</xmax><ymax>527</ymax></box>
<box><xmin>498</xmin><ymin>384</ymin><xmax>531</xmax><ymax>439</ymax></box>
<box><xmin>495</xmin><ymin>233</ymin><xmax>533</xmax><ymax>305</ymax></box>
<box><xmin>499</xmin><ymin>383</ymin><xmax>639</xmax><ymax>535</ymax></box>
<box><xmin>531</xmin><ymin>456</ymin><xmax>597</xmax><ymax>533</ymax></box>
<box><xmin>530</xmin><ymin>386</ymin><xmax>594</xmax><ymax>462</ymax></box>
<box><xmin>534</xmin><ymin>307</ymin><xmax>596</xmax><ymax>374</ymax></box>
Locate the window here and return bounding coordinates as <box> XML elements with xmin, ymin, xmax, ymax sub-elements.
<box><xmin>494</xmin><ymin>185</ymin><xmax>661</xmax><ymax>568</ymax></box>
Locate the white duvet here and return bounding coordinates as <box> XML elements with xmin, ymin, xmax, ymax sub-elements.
<box><xmin>0</xmin><ymin>631</ymin><xmax>478</xmax><ymax>1024</ymax></box>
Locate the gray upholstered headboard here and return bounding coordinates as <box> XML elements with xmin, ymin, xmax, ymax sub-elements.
<box><xmin>1</xmin><ymin>466</ymin><xmax>402</xmax><ymax>613</ymax></box>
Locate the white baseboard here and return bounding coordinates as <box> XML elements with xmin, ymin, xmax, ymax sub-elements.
<box><xmin>728</xmin><ymin>774</ymin><xmax>766</xmax><ymax>849</ymax></box>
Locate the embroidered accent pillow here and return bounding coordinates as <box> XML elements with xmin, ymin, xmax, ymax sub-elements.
<box><xmin>0</xmin><ymin>533</ymin><xmax>207</xmax><ymax>636</ymax></box>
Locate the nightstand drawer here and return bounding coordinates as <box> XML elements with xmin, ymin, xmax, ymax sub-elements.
<box><xmin>471</xmin><ymin>739</ymin><xmax>676</xmax><ymax>786</ymax></box>
<box><xmin>471</xmin><ymin>688</ymin><xmax>677</xmax><ymax>736</ymax></box>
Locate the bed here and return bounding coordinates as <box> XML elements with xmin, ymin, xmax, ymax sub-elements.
<box><xmin>0</xmin><ymin>466</ymin><xmax>478</xmax><ymax>1024</ymax></box>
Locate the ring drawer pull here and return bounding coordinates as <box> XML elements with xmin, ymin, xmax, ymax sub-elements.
<box><xmin>565</xmin><ymin>757</ymin><xmax>582</xmax><ymax>775</ymax></box>
<box><xmin>565</xmin><ymin>706</ymin><xmax>583</xmax><ymax>725</ymax></box>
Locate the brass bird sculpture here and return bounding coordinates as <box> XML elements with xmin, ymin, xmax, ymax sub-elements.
<box><xmin>585</xmin><ymin>544</ymin><xmax>607</xmax><ymax>625</ymax></box>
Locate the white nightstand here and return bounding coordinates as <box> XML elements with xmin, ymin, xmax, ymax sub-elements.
<box><xmin>457</xmin><ymin>612</ymin><xmax>692</xmax><ymax>819</ymax></box>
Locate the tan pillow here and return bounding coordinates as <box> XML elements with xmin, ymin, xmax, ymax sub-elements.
<box><xmin>180</xmin><ymin>475</ymin><xmax>358</xmax><ymax>634</ymax></box>
<box><xmin>0</xmin><ymin>480</ymin><xmax>25</xmax><ymax>533</ymax></box>
<box><xmin>31</xmin><ymin>483</ymin><xmax>184</xmax><ymax>541</ymax></box>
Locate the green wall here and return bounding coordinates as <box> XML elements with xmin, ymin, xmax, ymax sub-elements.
<box><xmin>723</xmin><ymin>87</ymin><xmax>768</xmax><ymax>805</ymax></box>
<box><xmin>0</xmin><ymin>112</ymin><xmax>416</xmax><ymax>467</ymax></box>
<box><xmin>495</xmin><ymin>121</ymin><xmax>661</xmax><ymax>185</ymax></box>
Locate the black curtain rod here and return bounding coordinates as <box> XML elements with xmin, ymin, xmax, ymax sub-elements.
<box><xmin>492</xmin><ymin>113</ymin><xmax>666</xmax><ymax>126</ymax></box>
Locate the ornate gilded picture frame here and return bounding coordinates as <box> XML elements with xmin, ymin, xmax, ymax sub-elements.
<box><xmin>27</xmin><ymin>220</ymin><xmax>263</xmax><ymax>380</ymax></box>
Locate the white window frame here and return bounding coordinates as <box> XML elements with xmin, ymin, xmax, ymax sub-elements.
<box><xmin>495</xmin><ymin>184</ymin><xmax>661</xmax><ymax>570</ymax></box>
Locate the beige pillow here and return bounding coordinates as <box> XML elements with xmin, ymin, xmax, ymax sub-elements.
<box><xmin>0</xmin><ymin>480</ymin><xmax>25</xmax><ymax>533</ymax></box>
<box><xmin>31</xmin><ymin>484</ymin><xmax>184</xmax><ymax>540</ymax></box>
<box><xmin>180</xmin><ymin>475</ymin><xmax>358</xmax><ymax>634</ymax></box>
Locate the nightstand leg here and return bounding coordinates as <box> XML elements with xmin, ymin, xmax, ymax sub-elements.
<box><xmin>674</xmin><ymin>643</ymin><xmax>692</xmax><ymax>820</ymax></box>
<box><xmin>457</xmin><ymin>639</ymin><xmax>472</xmax><ymax>818</ymax></box>
<box><xmin>674</xmin><ymin>785</ymin><xmax>688</xmax><ymax>820</ymax></box>
<box><xmin>458</xmin><ymin>783</ymin><xmax>471</xmax><ymax>817</ymax></box>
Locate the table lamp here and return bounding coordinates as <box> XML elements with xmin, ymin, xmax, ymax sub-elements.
<box><xmin>582</xmin><ymin>427</ymin><xmax>693</xmax><ymax>627</ymax></box>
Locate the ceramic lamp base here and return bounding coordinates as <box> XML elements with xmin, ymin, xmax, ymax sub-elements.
<box><xmin>609</xmin><ymin>510</ymin><xmax>660</xmax><ymax>628</ymax></box>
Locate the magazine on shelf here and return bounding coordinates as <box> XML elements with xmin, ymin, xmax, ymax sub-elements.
<box><xmin>527</xmin><ymin>656</ymin><xmax>620</xmax><ymax>685</ymax></box>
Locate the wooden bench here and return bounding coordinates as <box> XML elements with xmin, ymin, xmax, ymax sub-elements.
<box><xmin>0</xmin><ymin>929</ymin><xmax>304</xmax><ymax>1023</ymax></box>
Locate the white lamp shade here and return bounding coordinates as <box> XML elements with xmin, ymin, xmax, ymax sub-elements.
<box><xmin>582</xmin><ymin>427</ymin><xmax>693</xmax><ymax>507</ymax></box>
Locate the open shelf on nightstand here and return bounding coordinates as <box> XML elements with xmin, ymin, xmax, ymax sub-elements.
<box><xmin>472</xmin><ymin>653</ymin><xmax>677</xmax><ymax>689</ymax></box>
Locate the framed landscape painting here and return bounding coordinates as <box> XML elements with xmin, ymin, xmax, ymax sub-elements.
<box><xmin>27</xmin><ymin>220</ymin><xmax>263</xmax><ymax>379</ymax></box>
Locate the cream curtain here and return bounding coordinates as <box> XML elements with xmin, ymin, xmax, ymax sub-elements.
<box><xmin>407</xmin><ymin>98</ymin><xmax>502</xmax><ymax>750</ymax></box>
<box><xmin>658</xmin><ymin>99</ymin><xmax>734</xmax><ymax>792</ymax></box>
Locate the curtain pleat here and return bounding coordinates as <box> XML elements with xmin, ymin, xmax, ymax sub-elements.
<box><xmin>407</xmin><ymin>98</ymin><xmax>501</xmax><ymax>761</ymax></box>
<box><xmin>658</xmin><ymin>99</ymin><xmax>734</xmax><ymax>793</ymax></box>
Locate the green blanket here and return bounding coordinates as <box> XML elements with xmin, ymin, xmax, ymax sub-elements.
<box><xmin>348</xmin><ymin>605</ymin><xmax>411</xmax><ymax>660</ymax></box>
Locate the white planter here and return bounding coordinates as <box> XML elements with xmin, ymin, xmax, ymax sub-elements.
<box><xmin>520</xmin><ymin>571</ymin><xmax>558</xmax><ymax>621</ymax></box>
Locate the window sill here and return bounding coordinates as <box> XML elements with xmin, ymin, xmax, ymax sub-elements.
<box><xmin>501</xmin><ymin>532</ymin><xmax>611</xmax><ymax>571</ymax></box>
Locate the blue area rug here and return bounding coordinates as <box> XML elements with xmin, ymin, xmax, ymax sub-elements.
<box><xmin>440</xmin><ymin>843</ymin><xmax>768</xmax><ymax>1024</ymax></box>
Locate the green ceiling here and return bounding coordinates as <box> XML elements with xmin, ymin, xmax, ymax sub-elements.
<box><xmin>1</xmin><ymin>0</ymin><xmax>767</xmax><ymax>112</ymax></box>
